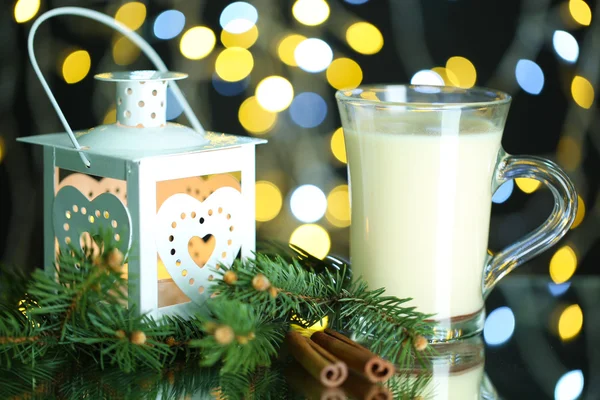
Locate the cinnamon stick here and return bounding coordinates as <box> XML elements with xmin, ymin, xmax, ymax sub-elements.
<box><xmin>341</xmin><ymin>371</ymin><xmax>393</xmax><ymax>400</ymax></box>
<box><xmin>285</xmin><ymin>361</ymin><xmax>347</xmax><ymax>400</ymax></box>
<box><xmin>285</xmin><ymin>330</ymin><xmax>348</xmax><ymax>388</ymax></box>
<box><xmin>311</xmin><ymin>329</ymin><xmax>395</xmax><ymax>383</ymax></box>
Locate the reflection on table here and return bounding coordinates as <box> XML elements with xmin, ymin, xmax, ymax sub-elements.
<box><xmin>0</xmin><ymin>276</ymin><xmax>595</xmax><ymax>399</ymax></box>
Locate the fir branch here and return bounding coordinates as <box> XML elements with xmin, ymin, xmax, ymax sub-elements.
<box><xmin>0</xmin><ymin>228</ymin><xmax>437</xmax><ymax>398</ymax></box>
<box><xmin>189</xmin><ymin>299</ymin><xmax>285</xmax><ymax>374</ymax></box>
<box><xmin>0</xmin><ymin>264</ymin><xmax>31</xmax><ymax>307</ymax></box>
<box><xmin>336</xmin><ymin>279</ymin><xmax>434</xmax><ymax>363</ymax></box>
<box><xmin>68</xmin><ymin>304</ymin><xmax>173</xmax><ymax>372</ymax></box>
<box><xmin>0</xmin><ymin>308</ymin><xmax>53</xmax><ymax>367</ymax></box>
<box><xmin>27</xmin><ymin>241</ymin><xmax>129</xmax><ymax>338</ymax></box>
<box><xmin>213</xmin><ymin>254</ymin><xmax>336</xmax><ymax>324</ymax></box>
<box><xmin>0</xmin><ymin>357</ymin><xmax>64</xmax><ymax>399</ymax></box>
<box><xmin>212</xmin><ymin>254</ymin><xmax>435</xmax><ymax>367</ymax></box>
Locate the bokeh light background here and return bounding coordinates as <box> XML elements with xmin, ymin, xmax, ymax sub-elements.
<box><xmin>1</xmin><ymin>1</ymin><xmax>600</xmax><ymax>397</ymax></box>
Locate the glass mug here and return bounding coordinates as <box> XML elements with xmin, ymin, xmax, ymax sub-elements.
<box><xmin>336</xmin><ymin>85</ymin><xmax>577</xmax><ymax>341</ymax></box>
<box><xmin>392</xmin><ymin>336</ymin><xmax>497</xmax><ymax>400</ymax></box>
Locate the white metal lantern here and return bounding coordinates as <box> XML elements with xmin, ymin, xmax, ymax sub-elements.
<box><xmin>18</xmin><ymin>7</ymin><xmax>266</xmax><ymax>318</ymax></box>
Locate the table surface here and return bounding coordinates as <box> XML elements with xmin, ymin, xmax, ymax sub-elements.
<box><xmin>0</xmin><ymin>275</ymin><xmax>596</xmax><ymax>399</ymax></box>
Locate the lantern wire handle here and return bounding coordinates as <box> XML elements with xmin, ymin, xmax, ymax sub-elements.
<box><xmin>27</xmin><ymin>7</ymin><xmax>207</xmax><ymax>168</ymax></box>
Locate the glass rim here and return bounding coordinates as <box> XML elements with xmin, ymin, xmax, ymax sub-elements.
<box><xmin>335</xmin><ymin>84</ymin><xmax>512</xmax><ymax>110</ymax></box>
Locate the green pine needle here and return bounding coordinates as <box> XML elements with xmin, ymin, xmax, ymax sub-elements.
<box><xmin>0</xmin><ymin>228</ymin><xmax>437</xmax><ymax>398</ymax></box>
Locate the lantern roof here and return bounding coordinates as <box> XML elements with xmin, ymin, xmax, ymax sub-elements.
<box><xmin>18</xmin><ymin>129</ymin><xmax>266</xmax><ymax>161</ymax></box>
<box><xmin>18</xmin><ymin>70</ymin><xmax>266</xmax><ymax>161</ymax></box>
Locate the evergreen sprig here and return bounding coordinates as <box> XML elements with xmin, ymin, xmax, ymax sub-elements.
<box><xmin>213</xmin><ymin>253</ymin><xmax>434</xmax><ymax>366</ymax></box>
<box><xmin>0</xmin><ymin>233</ymin><xmax>437</xmax><ymax>398</ymax></box>
<box><xmin>189</xmin><ymin>300</ymin><xmax>284</xmax><ymax>374</ymax></box>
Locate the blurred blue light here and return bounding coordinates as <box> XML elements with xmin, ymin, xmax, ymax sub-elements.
<box><xmin>555</xmin><ymin>370</ymin><xmax>584</xmax><ymax>400</ymax></box>
<box><xmin>515</xmin><ymin>59</ymin><xmax>545</xmax><ymax>95</ymax></box>
<box><xmin>220</xmin><ymin>2</ymin><xmax>258</xmax><ymax>34</ymax></box>
<box><xmin>553</xmin><ymin>30</ymin><xmax>579</xmax><ymax>63</ymax></box>
<box><xmin>166</xmin><ymin>88</ymin><xmax>183</xmax><ymax>120</ymax></box>
<box><xmin>548</xmin><ymin>282</ymin><xmax>571</xmax><ymax>296</ymax></box>
<box><xmin>345</xmin><ymin>0</ymin><xmax>369</xmax><ymax>4</ymax></box>
<box><xmin>483</xmin><ymin>306</ymin><xmax>515</xmax><ymax>346</ymax></box>
<box><xmin>289</xmin><ymin>92</ymin><xmax>328</xmax><ymax>128</ymax></box>
<box><xmin>212</xmin><ymin>74</ymin><xmax>249</xmax><ymax>97</ymax></box>
<box><xmin>492</xmin><ymin>180</ymin><xmax>514</xmax><ymax>204</ymax></box>
<box><xmin>153</xmin><ymin>10</ymin><xmax>185</xmax><ymax>40</ymax></box>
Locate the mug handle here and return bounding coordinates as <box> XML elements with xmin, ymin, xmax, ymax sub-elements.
<box><xmin>482</xmin><ymin>150</ymin><xmax>578</xmax><ymax>299</ymax></box>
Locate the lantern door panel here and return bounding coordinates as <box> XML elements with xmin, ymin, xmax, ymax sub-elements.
<box><xmin>54</xmin><ymin>169</ymin><xmax>131</xmax><ymax>262</ymax></box>
<box><xmin>155</xmin><ymin>174</ymin><xmax>243</xmax><ymax>309</ymax></box>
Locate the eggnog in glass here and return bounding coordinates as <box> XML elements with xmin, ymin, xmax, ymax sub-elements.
<box><xmin>336</xmin><ymin>85</ymin><xmax>577</xmax><ymax>341</ymax></box>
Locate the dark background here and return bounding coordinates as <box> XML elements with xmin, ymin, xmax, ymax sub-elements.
<box><xmin>0</xmin><ymin>0</ymin><xmax>598</xmax><ymax>281</ymax></box>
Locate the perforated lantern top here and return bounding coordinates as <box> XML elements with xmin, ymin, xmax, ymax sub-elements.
<box><xmin>96</xmin><ymin>70</ymin><xmax>179</xmax><ymax>128</ymax></box>
<box><xmin>19</xmin><ymin>70</ymin><xmax>265</xmax><ymax>160</ymax></box>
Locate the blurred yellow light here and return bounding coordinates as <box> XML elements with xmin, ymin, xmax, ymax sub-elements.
<box><xmin>571</xmin><ymin>76</ymin><xmax>594</xmax><ymax>109</ymax></box>
<box><xmin>103</xmin><ymin>107</ymin><xmax>117</xmax><ymax>125</ymax></box>
<box><xmin>278</xmin><ymin>34</ymin><xmax>306</xmax><ymax>66</ymax></box>
<box><xmin>346</xmin><ymin>22</ymin><xmax>384</xmax><ymax>55</ymax></box>
<box><xmin>330</xmin><ymin>128</ymin><xmax>347</xmax><ymax>163</ymax></box>
<box><xmin>255</xmin><ymin>181</ymin><xmax>283</xmax><ymax>222</ymax></box>
<box><xmin>238</xmin><ymin>96</ymin><xmax>277</xmax><ymax>134</ymax></box>
<box><xmin>558</xmin><ymin>304</ymin><xmax>583</xmax><ymax>340</ymax></box>
<box><xmin>326</xmin><ymin>185</ymin><xmax>351</xmax><ymax>228</ymax></box>
<box><xmin>180</xmin><ymin>27</ymin><xmax>216</xmax><ymax>60</ymax></box>
<box><xmin>515</xmin><ymin>178</ymin><xmax>541</xmax><ymax>194</ymax></box>
<box><xmin>571</xmin><ymin>196</ymin><xmax>585</xmax><ymax>229</ymax></box>
<box><xmin>569</xmin><ymin>0</ymin><xmax>592</xmax><ymax>26</ymax></box>
<box><xmin>291</xmin><ymin>315</ymin><xmax>329</xmax><ymax>337</ymax></box>
<box><xmin>62</xmin><ymin>50</ymin><xmax>91</xmax><ymax>84</ymax></box>
<box><xmin>113</xmin><ymin>36</ymin><xmax>141</xmax><ymax>66</ymax></box>
<box><xmin>14</xmin><ymin>0</ymin><xmax>40</xmax><ymax>23</ymax></box>
<box><xmin>289</xmin><ymin>224</ymin><xmax>331</xmax><ymax>260</ymax></box>
<box><xmin>0</xmin><ymin>136</ymin><xmax>5</xmax><ymax>164</ymax></box>
<box><xmin>556</xmin><ymin>136</ymin><xmax>581</xmax><ymax>172</ymax></box>
<box><xmin>445</xmin><ymin>56</ymin><xmax>477</xmax><ymax>88</ymax></box>
<box><xmin>215</xmin><ymin>48</ymin><xmax>254</xmax><ymax>82</ymax></box>
<box><xmin>292</xmin><ymin>0</ymin><xmax>330</xmax><ymax>26</ymax></box>
<box><xmin>255</xmin><ymin>76</ymin><xmax>294</xmax><ymax>112</ymax></box>
<box><xmin>221</xmin><ymin>25</ymin><xmax>258</xmax><ymax>49</ymax></box>
<box><xmin>115</xmin><ymin>2</ymin><xmax>146</xmax><ymax>31</ymax></box>
<box><xmin>359</xmin><ymin>91</ymin><xmax>380</xmax><ymax>101</ymax></box>
<box><xmin>549</xmin><ymin>245</ymin><xmax>578</xmax><ymax>284</ymax></box>
<box><xmin>431</xmin><ymin>67</ymin><xmax>459</xmax><ymax>86</ymax></box>
<box><xmin>326</xmin><ymin>58</ymin><xmax>363</xmax><ymax>90</ymax></box>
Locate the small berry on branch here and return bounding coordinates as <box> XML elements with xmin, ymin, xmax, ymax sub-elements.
<box><xmin>269</xmin><ymin>286</ymin><xmax>278</xmax><ymax>298</ymax></box>
<box><xmin>252</xmin><ymin>273</ymin><xmax>270</xmax><ymax>291</ymax></box>
<box><xmin>413</xmin><ymin>335</ymin><xmax>428</xmax><ymax>351</ymax></box>
<box><xmin>130</xmin><ymin>330</ymin><xmax>147</xmax><ymax>345</ymax></box>
<box><xmin>223</xmin><ymin>270</ymin><xmax>238</xmax><ymax>285</ymax></box>
<box><xmin>107</xmin><ymin>248</ymin><xmax>124</xmax><ymax>271</ymax></box>
<box><xmin>214</xmin><ymin>325</ymin><xmax>235</xmax><ymax>345</ymax></box>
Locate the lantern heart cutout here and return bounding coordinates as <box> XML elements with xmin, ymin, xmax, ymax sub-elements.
<box><xmin>156</xmin><ymin>187</ymin><xmax>244</xmax><ymax>305</ymax></box>
<box><xmin>53</xmin><ymin>186</ymin><xmax>132</xmax><ymax>256</ymax></box>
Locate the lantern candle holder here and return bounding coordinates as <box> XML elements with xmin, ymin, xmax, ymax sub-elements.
<box><xmin>18</xmin><ymin>7</ymin><xmax>266</xmax><ymax>318</ymax></box>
